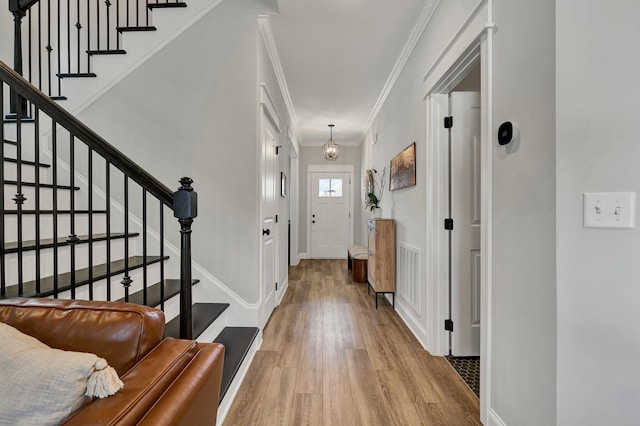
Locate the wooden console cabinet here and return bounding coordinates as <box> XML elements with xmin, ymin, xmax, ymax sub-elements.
<box><xmin>367</xmin><ymin>218</ymin><xmax>395</xmax><ymax>308</ymax></box>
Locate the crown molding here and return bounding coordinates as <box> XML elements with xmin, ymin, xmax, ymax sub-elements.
<box><xmin>362</xmin><ymin>0</ymin><xmax>441</xmax><ymax>138</ymax></box>
<box><xmin>257</xmin><ymin>15</ymin><xmax>300</xmax><ymax>141</ymax></box>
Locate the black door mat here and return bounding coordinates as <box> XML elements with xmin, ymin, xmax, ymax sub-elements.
<box><xmin>445</xmin><ymin>356</ymin><xmax>480</xmax><ymax>398</ymax></box>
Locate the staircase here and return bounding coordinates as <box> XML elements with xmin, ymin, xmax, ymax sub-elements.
<box><xmin>1</xmin><ymin>0</ymin><xmax>260</xmax><ymax>419</ymax></box>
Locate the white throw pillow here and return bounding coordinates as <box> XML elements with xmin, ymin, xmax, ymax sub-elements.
<box><xmin>0</xmin><ymin>321</ymin><xmax>123</xmax><ymax>425</ymax></box>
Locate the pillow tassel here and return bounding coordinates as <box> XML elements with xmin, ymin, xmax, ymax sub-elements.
<box><xmin>86</xmin><ymin>358</ymin><xmax>124</xmax><ymax>398</ymax></box>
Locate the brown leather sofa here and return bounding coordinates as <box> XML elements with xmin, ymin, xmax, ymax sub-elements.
<box><xmin>0</xmin><ymin>297</ymin><xmax>225</xmax><ymax>425</ymax></box>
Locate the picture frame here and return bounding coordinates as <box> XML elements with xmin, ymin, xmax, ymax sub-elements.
<box><xmin>281</xmin><ymin>172</ymin><xmax>287</xmax><ymax>197</ymax></box>
<box><xmin>389</xmin><ymin>142</ymin><xmax>416</xmax><ymax>191</ymax></box>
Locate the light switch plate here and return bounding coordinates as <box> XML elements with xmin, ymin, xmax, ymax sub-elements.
<box><xmin>583</xmin><ymin>192</ymin><xmax>636</xmax><ymax>229</ymax></box>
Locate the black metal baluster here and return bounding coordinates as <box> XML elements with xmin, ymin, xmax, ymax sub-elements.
<box><xmin>34</xmin><ymin>108</ymin><xmax>41</xmax><ymax>293</ymax></box>
<box><xmin>135</xmin><ymin>0</ymin><xmax>139</xmax><ymax>27</ymax></box>
<box><xmin>105</xmin><ymin>163</ymin><xmax>111</xmax><ymax>300</ymax></box>
<box><xmin>46</xmin><ymin>0</ymin><xmax>52</xmax><ymax>96</ymax></box>
<box><xmin>159</xmin><ymin>203</ymin><xmax>164</xmax><ymax>310</ymax></box>
<box><xmin>68</xmin><ymin>134</ymin><xmax>78</xmax><ymax>298</ymax></box>
<box><xmin>52</xmin><ymin>120</ymin><xmax>59</xmax><ymax>297</ymax></box>
<box><xmin>114</xmin><ymin>0</ymin><xmax>118</xmax><ymax>50</ymax></box>
<box><xmin>28</xmin><ymin>10</ymin><xmax>32</xmax><ymax>83</ymax></box>
<box><xmin>37</xmin><ymin>3</ymin><xmax>42</xmax><ymax>91</ymax></box>
<box><xmin>67</xmin><ymin>0</ymin><xmax>71</xmax><ymax>75</ymax></box>
<box><xmin>142</xmin><ymin>188</ymin><xmax>147</xmax><ymax>305</ymax></box>
<box><xmin>57</xmin><ymin>0</ymin><xmax>62</xmax><ymax>96</ymax></box>
<box><xmin>96</xmin><ymin>0</ymin><xmax>100</xmax><ymax>51</ymax></box>
<box><xmin>15</xmin><ymin>99</ymin><xmax>25</xmax><ymax>295</ymax></box>
<box><xmin>106</xmin><ymin>0</ymin><xmax>111</xmax><ymax>51</ymax></box>
<box><xmin>76</xmin><ymin>0</ymin><xmax>81</xmax><ymax>73</ymax></box>
<box><xmin>126</xmin><ymin>0</ymin><xmax>129</xmax><ymax>29</ymax></box>
<box><xmin>121</xmin><ymin>175</ymin><xmax>131</xmax><ymax>301</ymax></box>
<box><xmin>86</xmin><ymin>0</ymin><xmax>90</xmax><ymax>72</ymax></box>
<box><xmin>88</xmin><ymin>148</ymin><xmax>93</xmax><ymax>299</ymax></box>
<box><xmin>0</xmin><ymin>83</ymin><xmax>5</xmax><ymax>295</ymax></box>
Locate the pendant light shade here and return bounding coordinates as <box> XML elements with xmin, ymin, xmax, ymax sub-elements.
<box><xmin>323</xmin><ymin>124</ymin><xmax>340</xmax><ymax>161</ymax></box>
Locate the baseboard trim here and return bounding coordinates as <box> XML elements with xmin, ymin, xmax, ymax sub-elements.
<box><xmin>276</xmin><ymin>277</ymin><xmax>289</xmax><ymax>306</ymax></box>
<box><xmin>394</xmin><ymin>297</ymin><xmax>429</xmax><ymax>349</ymax></box>
<box><xmin>488</xmin><ymin>408</ymin><xmax>506</xmax><ymax>426</ymax></box>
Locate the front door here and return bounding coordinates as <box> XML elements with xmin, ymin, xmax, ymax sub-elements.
<box><xmin>310</xmin><ymin>172</ymin><xmax>351</xmax><ymax>258</ymax></box>
<box><xmin>450</xmin><ymin>91</ymin><xmax>481</xmax><ymax>356</ymax></box>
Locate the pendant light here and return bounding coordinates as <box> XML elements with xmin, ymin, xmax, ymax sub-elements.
<box><xmin>323</xmin><ymin>124</ymin><xmax>340</xmax><ymax>161</ymax></box>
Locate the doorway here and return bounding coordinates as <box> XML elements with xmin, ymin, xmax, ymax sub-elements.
<box><xmin>306</xmin><ymin>164</ymin><xmax>354</xmax><ymax>259</ymax></box>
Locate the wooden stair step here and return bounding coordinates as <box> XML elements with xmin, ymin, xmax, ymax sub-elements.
<box><xmin>3</xmin><ymin>139</ymin><xmax>17</xmax><ymax>146</ymax></box>
<box><xmin>4</xmin><ymin>157</ymin><xmax>51</xmax><ymax>168</ymax></box>
<box><xmin>214</xmin><ymin>326</ymin><xmax>259</xmax><ymax>402</ymax></box>
<box><xmin>0</xmin><ymin>255</ymin><xmax>168</xmax><ymax>299</ymax></box>
<box><xmin>3</xmin><ymin>180</ymin><xmax>80</xmax><ymax>190</ymax></box>
<box><xmin>3</xmin><ymin>232</ymin><xmax>137</xmax><ymax>253</ymax></box>
<box><xmin>56</xmin><ymin>73</ymin><xmax>97</xmax><ymax>78</ymax></box>
<box><xmin>50</xmin><ymin>96</ymin><xmax>68</xmax><ymax>101</ymax></box>
<box><xmin>87</xmin><ymin>49</ymin><xmax>127</xmax><ymax>55</ymax></box>
<box><xmin>164</xmin><ymin>302</ymin><xmax>229</xmax><ymax>339</ymax></box>
<box><xmin>117</xmin><ymin>26</ymin><xmax>157</xmax><ymax>32</ymax></box>
<box><xmin>117</xmin><ymin>278</ymin><xmax>199</xmax><ymax>307</ymax></box>
<box><xmin>148</xmin><ymin>2</ymin><xmax>187</xmax><ymax>9</ymax></box>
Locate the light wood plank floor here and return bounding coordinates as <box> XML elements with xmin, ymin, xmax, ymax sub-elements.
<box><xmin>223</xmin><ymin>259</ymin><xmax>480</xmax><ymax>426</ymax></box>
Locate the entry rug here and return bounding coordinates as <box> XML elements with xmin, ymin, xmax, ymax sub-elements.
<box><xmin>445</xmin><ymin>356</ymin><xmax>480</xmax><ymax>398</ymax></box>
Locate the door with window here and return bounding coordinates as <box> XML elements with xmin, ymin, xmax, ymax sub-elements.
<box><xmin>310</xmin><ymin>172</ymin><xmax>351</xmax><ymax>258</ymax></box>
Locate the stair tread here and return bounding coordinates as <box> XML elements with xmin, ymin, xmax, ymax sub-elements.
<box><xmin>117</xmin><ymin>26</ymin><xmax>157</xmax><ymax>32</ymax></box>
<box><xmin>117</xmin><ymin>278</ymin><xmax>200</xmax><ymax>307</ymax></box>
<box><xmin>214</xmin><ymin>327</ymin><xmax>259</xmax><ymax>402</ymax></box>
<box><xmin>3</xmin><ymin>209</ymin><xmax>108</xmax><ymax>214</ymax></box>
<box><xmin>4</xmin><ymin>157</ymin><xmax>51</xmax><ymax>168</ymax></box>
<box><xmin>148</xmin><ymin>2</ymin><xmax>187</xmax><ymax>9</ymax></box>
<box><xmin>3</xmin><ymin>180</ymin><xmax>80</xmax><ymax>190</ymax></box>
<box><xmin>3</xmin><ymin>139</ymin><xmax>17</xmax><ymax>146</ymax></box>
<box><xmin>87</xmin><ymin>49</ymin><xmax>127</xmax><ymax>55</ymax></box>
<box><xmin>4</xmin><ymin>232</ymin><xmax>138</xmax><ymax>253</ymax></box>
<box><xmin>56</xmin><ymin>73</ymin><xmax>97</xmax><ymax>78</ymax></box>
<box><xmin>163</xmin><ymin>302</ymin><xmax>229</xmax><ymax>339</ymax></box>
<box><xmin>0</xmin><ymin>255</ymin><xmax>168</xmax><ymax>299</ymax></box>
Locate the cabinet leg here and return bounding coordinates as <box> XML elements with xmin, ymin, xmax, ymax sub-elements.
<box><xmin>375</xmin><ymin>293</ymin><xmax>378</xmax><ymax>309</ymax></box>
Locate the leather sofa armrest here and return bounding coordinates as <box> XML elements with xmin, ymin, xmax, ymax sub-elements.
<box><xmin>138</xmin><ymin>343</ymin><xmax>225</xmax><ymax>426</ymax></box>
<box><xmin>63</xmin><ymin>338</ymin><xmax>200</xmax><ymax>425</ymax></box>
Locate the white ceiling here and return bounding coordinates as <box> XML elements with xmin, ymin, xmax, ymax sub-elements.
<box><xmin>268</xmin><ymin>0</ymin><xmax>428</xmax><ymax>145</ymax></box>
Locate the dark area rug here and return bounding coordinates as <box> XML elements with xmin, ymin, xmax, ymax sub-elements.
<box><xmin>445</xmin><ymin>356</ymin><xmax>480</xmax><ymax>398</ymax></box>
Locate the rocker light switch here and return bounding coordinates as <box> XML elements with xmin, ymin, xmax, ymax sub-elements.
<box><xmin>583</xmin><ymin>192</ymin><xmax>636</xmax><ymax>229</ymax></box>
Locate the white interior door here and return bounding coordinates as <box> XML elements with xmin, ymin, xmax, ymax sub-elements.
<box><xmin>310</xmin><ymin>172</ymin><xmax>351</xmax><ymax>258</ymax></box>
<box><xmin>261</xmin><ymin>111</ymin><xmax>278</xmax><ymax>323</ymax></box>
<box><xmin>450</xmin><ymin>91</ymin><xmax>481</xmax><ymax>356</ymax></box>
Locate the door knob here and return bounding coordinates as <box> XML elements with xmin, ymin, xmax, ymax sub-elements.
<box><xmin>262</xmin><ymin>229</ymin><xmax>270</xmax><ymax>235</ymax></box>
<box><xmin>312</xmin><ymin>214</ymin><xmax>315</xmax><ymax>218</ymax></box>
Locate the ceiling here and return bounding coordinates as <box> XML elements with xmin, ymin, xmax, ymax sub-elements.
<box><xmin>268</xmin><ymin>0</ymin><xmax>428</xmax><ymax>146</ymax></box>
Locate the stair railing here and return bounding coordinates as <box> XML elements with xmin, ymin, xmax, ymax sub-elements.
<box><xmin>0</xmin><ymin>60</ymin><xmax>196</xmax><ymax>339</ymax></box>
<box><xmin>8</xmin><ymin>0</ymin><xmax>186</xmax><ymax>105</ymax></box>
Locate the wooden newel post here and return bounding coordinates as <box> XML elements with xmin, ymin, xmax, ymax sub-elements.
<box><xmin>173</xmin><ymin>177</ymin><xmax>197</xmax><ymax>340</ymax></box>
<box><xmin>8</xmin><ymin>0</ymin><xmax>27</xmax><ymax>117</ymax></box>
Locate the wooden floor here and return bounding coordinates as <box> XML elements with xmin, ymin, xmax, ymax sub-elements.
<box><xmin>223</xmin><ymin>259</ymin><xmax>480</xmax><ymax>426</ymax></box>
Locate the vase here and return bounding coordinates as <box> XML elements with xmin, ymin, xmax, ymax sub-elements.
<box><xmin>371</xmin><ymin>208</ymin><xmax>382</xmax><ymax>219</ymax></box>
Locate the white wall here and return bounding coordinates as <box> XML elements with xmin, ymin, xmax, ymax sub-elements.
<box><xmin>556</xmin><ymin>2</ymin><xmax>640</xmax><ymax>424</ymax></box>
<box><xmin>491</xmin><ymin>0</ymin><xmax>557</xmax><ymax>424</ymax></box>
<box><xmin>76</xmin><ymin>9</ymin><xmax>262</xmax><ymax>303</ymax></box>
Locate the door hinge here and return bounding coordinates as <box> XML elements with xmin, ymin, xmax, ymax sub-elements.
<box><xmin>445</xmin><ymin>319</ymin><xmax>454</xmax><ymax>332</ymax></box>
<box><xmin>444</xmin><ymin>218</ymin><xmax>453</xmax><ymax>230</ymax></box>
<box><xmin>275</xmin><ymin>214</ymin><xmax>278</xmax><ymax>223</ymax></box>
<box><xmin>274</xmin><ymin>145</ymin><xmax>282</xmax><ymax>155</ymax></box>
<box><xmin>444</xmin><ymin>116</ymin><xmax>453</xmax><ymax>129</ymax></box>
<box><xmin>275</xmin><ymin>282</ymin><xmax>278</xmax><ymax>291</ymax></box>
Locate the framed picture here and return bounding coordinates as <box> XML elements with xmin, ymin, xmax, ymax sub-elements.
<box><xmin>281</xmin><ymin>172</ymin><xmax>287</xmax><ymax>197</ymax></box>
<box><xmin>389</xmin><ymin>142</ymin><xmax>416</xmax><ymax>191</ymax></box>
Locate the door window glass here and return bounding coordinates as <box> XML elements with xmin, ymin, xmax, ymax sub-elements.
<box><xmin>318</xmin><ymin>178</ymin><xmax>343</xmax><ymax>197</ymax></box>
